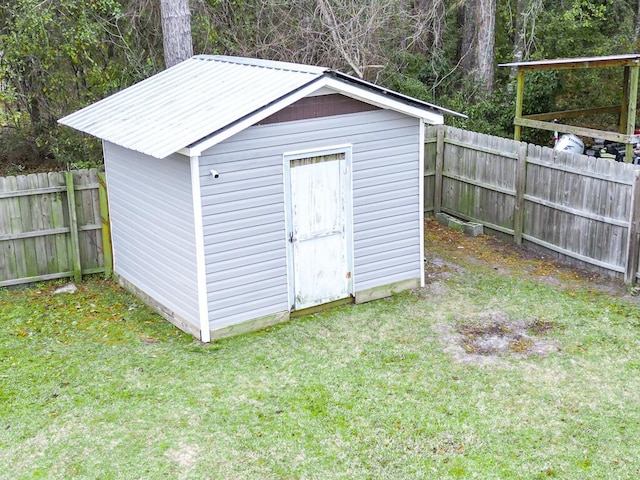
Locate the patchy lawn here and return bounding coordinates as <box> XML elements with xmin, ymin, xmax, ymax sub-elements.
<box><xmin>2</xmin><ymin>219</ymin><xmax>640</xmax><ymax>479</ymax></box>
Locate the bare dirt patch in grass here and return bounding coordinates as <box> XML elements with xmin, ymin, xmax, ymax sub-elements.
<box><xmin>434</xmin><ymin>311</ymin><xmax>560</xmax><ymax>366</ymax></box>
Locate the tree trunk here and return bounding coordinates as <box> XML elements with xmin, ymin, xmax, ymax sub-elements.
<box><xmin>510</xmin><ymin>0</ymin><xmax>528</xmax><ymax>81</ymax></box>
<box><xmin>476</xmin><ymin>0</ymin><xmax>496</xmax><ymax>94</ymax></box>
<box><xmin>457</xmin><ymin>0</ymin><xmax>495</xmax><ymax>94</ymax></box>
<box><xmin>160</xmin><ymin>0</ymin><xmax>193</xmax><ymax>68</ymax></box>
<box><xmin>458</xmin><ymin>0</ymin><xmax>477</xmax><ymax>76</ymax></box>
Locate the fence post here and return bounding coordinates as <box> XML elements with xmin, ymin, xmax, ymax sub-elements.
<box><xmin>625</xmin><ymin>170</ymin><xmax>640</xmax><ymax>285</ymax></box>
<box><xmin>513</xmin><ymin>143</ymin><xmax>528</xmax><ymax>245</ymax></box>
<box><xmin>65</xmin><ymin>171</ymin><xmax>82</xmax><ymax>283</ymax></box>
<box><xmin>434</xmin><ymin>126</ymin><xmax>445</xmax><ymax>214</ymax></box>
<box><xmin>98</xmin><ymin>172</ymin><xmax>113</xmax><ymax>278</ymax></box>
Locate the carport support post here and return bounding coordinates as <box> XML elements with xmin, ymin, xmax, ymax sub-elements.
<box><xmin>514</xmin><ymin>69</ymin><xmax>525</xmax><ymax>141</ymax></box>
<box><xmin>625</xmin><ymin>170</ymin><xmax>640</xmax><ymax>285</ymax></box>
<box><xmin>624</xmin><ymin>65</ymin><xmax>639</xmax><ymax>163</ymax></box>
<box><xmin>620</xmin><ymin>66</ymin><xmax>630</xmax><ymax>133</ymax></box>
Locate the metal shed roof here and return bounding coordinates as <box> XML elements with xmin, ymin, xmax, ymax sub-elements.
<box><xmin>59</xmin><ymin>55</ymin><xmax>464</xmax><ymax>159</ymax></box>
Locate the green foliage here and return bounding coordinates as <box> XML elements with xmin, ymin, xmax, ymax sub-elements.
<box><xmin>562</xmin><ymin>0</ymin><xmax>610</xmax><ymax>27</ymax></box>
<box><xmin>536</xmin><ymin>0</ymin><xmax>632</xmax><ymax>58</ymax></box>
<box><xmin>0</xmin><ymin>0</ymin><xmax>161</xmax><ymax>167</ymax></box>
<box><xmin>443</xmin><ymin>86</ymin><xmax>515</xmax><ymax>138</ymax></box>
<box><xmin>380</xmin><ymin>52</ymin><xmax>446</xmax><ymax>103</ymax></box>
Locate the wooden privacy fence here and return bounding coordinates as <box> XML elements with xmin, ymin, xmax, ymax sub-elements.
<box><xmin>4</xmin><ymin>131</ymin><xmax>640</xmax><ymax>287</ymax></box>
<box><xmin>425</xmin><ymin>126</ymin><xmax>640</xmax><ymax>284</ymax></box>
<box><xmin>0</xmin><ymin>169</ymin><xmax>112</xmax><ymax>287</ymax></box>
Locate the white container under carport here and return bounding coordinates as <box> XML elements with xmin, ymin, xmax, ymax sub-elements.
<box><xmin>59</xmin><ymin>55</ymin><xmax>465</xmax><ymax>342</ymax></box>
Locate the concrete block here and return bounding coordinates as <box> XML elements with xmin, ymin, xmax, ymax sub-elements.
<box><xmin>435</xmin><ymin>212</ymin><xmax>453</xmax><ymax>226</ymax></box>
<box><xmin>448</xmin><ymin>218</ymin><xmax>465</xmax><ymax>232</ymax></box>
<box><xmin>463</xmin><ymin>222</ymin><xmax>484</xmax><ymax>237</ymax></box>
<box><xmin>434</xmin><ymin>212</ymin><xmax>483</xmax><ymax>237</ymax></box>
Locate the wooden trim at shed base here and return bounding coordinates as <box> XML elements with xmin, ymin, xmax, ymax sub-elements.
<box><xmin>355</xmin><ymin>278</ymin><xmax>421</xmax><ymax>304</ymax></box>
<box><xmin>209</xmin><ymin>311</ymin><xmax>290</xmax><ymax>341</ymax></box>
<box><xmin>290</xmin><ymin>296</ymin><xmax>354</xmax><ymax>318</ymax></box>
<box><xmin>114</xmin><ymin>274</ymin><xmax>202</xmax><ymax>340</ymax></box>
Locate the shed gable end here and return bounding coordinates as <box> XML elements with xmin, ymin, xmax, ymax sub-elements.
<box><xmin>256</xmin><ymin>94</ymin><xmax>380</xmax><ymax>126</ymax></box>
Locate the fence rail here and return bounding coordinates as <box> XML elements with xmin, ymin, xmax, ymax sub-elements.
<box><xmin>0</xmin><ymin>169</ymin><xmax>112</xmax><ymax>287</ymax></box>
<box><xmin>425</xmin><ymin>126</ymin><xmax>640</xmax><ymax>284</ymax></box>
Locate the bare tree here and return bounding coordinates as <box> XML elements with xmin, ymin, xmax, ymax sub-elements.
<box><xmin>315</xmin><ymin>0</ymin><xmax>409</xmax><ymax>79</ymax></box>
<box><xmin>316</xmin><ymin>0</ymin><xmax>366</xmax><ymax>77</ymax></box>
<box><xmin>160</xmin><ymin>0</ymin><xmax>193</xmax><ymax>68</ymax></box>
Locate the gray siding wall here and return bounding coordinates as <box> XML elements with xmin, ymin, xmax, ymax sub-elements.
<box><xmin>199</xmin><ymin>108</ymin><xmax>421</xmax><ymax>330</ymax></box>
<box><xmin>104</xmin><ymin>142</ymin><xmax>200</xmax><ymax>327</ymax></box>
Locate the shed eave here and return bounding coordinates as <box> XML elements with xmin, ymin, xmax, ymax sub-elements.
<box><xmin>329</xmin><ymin>71</ymin><xmax>466</xmax><ymax>119</ymax></box>
<box><xmin>324</xmin><ymin>77</ymin><xmax>445</xmax><ymax>124</ymax></box>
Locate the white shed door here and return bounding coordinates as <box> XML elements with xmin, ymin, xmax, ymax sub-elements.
<box><xmin>287</xmin><ymin>150</ymin><xmax>352</xmax><ymax>310</ymax></box>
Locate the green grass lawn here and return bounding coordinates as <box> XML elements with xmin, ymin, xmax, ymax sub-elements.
<box><xmin>2</xmin><ymin>243</ymin><xmax>640</xmax><ymax>478</ymax></box>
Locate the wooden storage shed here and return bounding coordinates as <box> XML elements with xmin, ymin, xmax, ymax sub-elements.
<box><xmin>60</xmin><ymin>55</ymin><xmax>463</xmax><ymax>342</ymax></box>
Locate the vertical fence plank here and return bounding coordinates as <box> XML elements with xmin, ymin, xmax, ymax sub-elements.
<box><xmin>7</xmin><ymin>176</ymin><xmax>28</xmax><ymax>279</ymax></box>
<box><xmin>37</xmin><ymin>173</ymin><xmax>55</xmax><ymax>273</ymax></box>
<box><xmin>48</xmin><ymin>172</ymin><xmax>69</xmax><ymax>273</ymax></box>
<box><xmin>65</xmin><ymin>171</ymin><xmax>83</xmax><ymax>283</ymax></box>
<box><xmin>16</xmin><ymin>174</ymin><xmax>37</xmax><ymax>278</ymax></box>
<box><xmin>75</xmin><ymin>170</ymin><xmax>97</xmax><ymax>271</ymax></box>
<box><xmin>98</xmin><ymin>172</ymin><xmax>113</xmax><ymax>278</ymax></box>
<box><xmin>434</xmin><ymin>126</ymin><xmax>445</xmax><ymax>214</ymax></box>
<box><xmin>27</xmin><ymin>174</ymin><xmax>48</xmax><ymax>275</ymax></box>
<box><xmin>513</xmin><ymin>143</ymin><xmax>528</xmax><ymax>244</ymax></box>
<box><xmin>87</xmin><ymin>169</ymin><xmax>103</xmax><ymax>271</ymax></box>
<box><xmin>0</xmin><ymin>177</ymin><xmax>18</xmax><ymax>280</ymax></box>
<box><xmin>625</xmin><ymin>170</ymin><xmax>640</xmax><ymax>285</ymax></box>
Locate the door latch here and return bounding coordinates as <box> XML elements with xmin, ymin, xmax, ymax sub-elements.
<box><xmin>288</xmin><ymin>232</ymin><xmax>294</xmax><ymax>243</ymax></box>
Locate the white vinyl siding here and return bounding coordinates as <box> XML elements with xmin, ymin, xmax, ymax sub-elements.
<box><xmin>104</xmin><ymin>142</ymin><xmax>200</xmax><ymax>326</ymax></box>
<box><xmin>199</xmin><ymin>107</ymin><xmax>421</xmax><ymax>330</ymax></box>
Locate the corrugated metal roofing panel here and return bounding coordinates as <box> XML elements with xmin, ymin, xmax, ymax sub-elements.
<box><xmin>59</xmin><ymin>56</ymin><xmax>324</xmax><ymax>159</ymax></box>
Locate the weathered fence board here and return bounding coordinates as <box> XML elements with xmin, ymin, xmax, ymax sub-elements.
<box><xmin>426</xmin><ymin>125</ymin><xmax>640</xmax><ymax>283</ymax></box>
<box><xmin>0</xmin><ymin>169</ymin><xmax>110</xmax><ymax>287</ymax></box>
<box><xmin>424</xmin><ymin>132</ymin><xmax>437</xmax><ymax>214</ymax></box>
